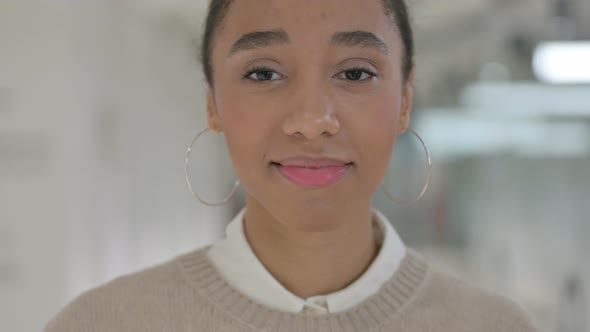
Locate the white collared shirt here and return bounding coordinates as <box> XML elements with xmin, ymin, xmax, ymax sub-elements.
<box><xmin>207</xmin><ymin>207</ymin><xmax>406</xmax><ymax>314</ymax></box>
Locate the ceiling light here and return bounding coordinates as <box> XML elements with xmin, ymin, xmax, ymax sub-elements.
<box><xmin>533</xmin><ymin>41</ymin><xmax>590</xmax><ymax>84</ymax></box>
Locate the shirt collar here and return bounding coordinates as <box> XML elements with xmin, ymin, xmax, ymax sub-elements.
<box><xmin>207</xmin><ymin>207</ymin><xmax>406</xmax><ymax>313</ymax></box>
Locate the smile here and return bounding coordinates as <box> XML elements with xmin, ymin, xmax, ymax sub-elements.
<box><xmin>272</xmin><ymin>162</ymin><xmax>353</xmax><ymax>188</ymax></box>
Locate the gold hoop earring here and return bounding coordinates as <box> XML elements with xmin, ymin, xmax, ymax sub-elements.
<box><xmin>382</xmin><ymin>128</ymin><xmax>432</xmax><ymax>205</ymax></box>
<box><xmin>185</xmin><ymin>128</ymin><xmax>240</xmax><ymax>206</ymax></box>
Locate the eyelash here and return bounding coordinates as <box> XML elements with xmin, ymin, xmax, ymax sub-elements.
<box><xmin>241</xmin><ymin>66</ymin><xmax>281</xmax><ymax>80</ymax></box>
<box><xmin>341</xmin><ymin>67</ymin><xmax>378</xmax><ymax>81</ymax></box>
<box><xmin>241</xmin><ymin>66</ymin><xmax>378</xmax><ymax>82</ymax></box>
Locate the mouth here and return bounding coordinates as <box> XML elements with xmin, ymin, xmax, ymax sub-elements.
<box><xmin>271</xmin><ymin>158</ymin><xmax>354</xmax><ymax>188</ymax></box>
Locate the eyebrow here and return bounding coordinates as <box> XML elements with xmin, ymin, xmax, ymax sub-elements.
<box><xmin>331</xmin><ymin>31</ymin><xmax>389</xmax><ymax>54</ymax></box>
<box><xmin>229</xmin><ymin>29</ymin><xmax>290</xmax><ymax>55</ymax></box>
<box><xmin>228</xmin><ymin>29</ymin><xmax>389</xmax><ymax>56</ymax></box>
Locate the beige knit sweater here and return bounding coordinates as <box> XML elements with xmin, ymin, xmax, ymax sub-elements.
<box><xmin>45</xmin><ymin>246</ymin><xmax>539</xmax><ymax>331</ymax></box>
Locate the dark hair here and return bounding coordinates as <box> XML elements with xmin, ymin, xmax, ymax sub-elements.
<box><xmin>200</xmin><ymin>0</ymin><xmax>414</xmax><ymax>86</ymax></box>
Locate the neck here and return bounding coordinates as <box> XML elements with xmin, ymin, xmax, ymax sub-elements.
<box><xmin>243</xmin><ymin>197</ymin><xmax>380</xmax><ymax>299</ymax></box>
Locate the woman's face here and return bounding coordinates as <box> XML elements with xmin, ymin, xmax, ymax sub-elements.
<box><xmin>207</xmin><ymin>0</ymin><xmax>414</xmax><ymax>230</ymax></box>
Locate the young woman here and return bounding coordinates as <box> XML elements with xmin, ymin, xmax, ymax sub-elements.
<box><xmin>46</xmin><ymin>0</ymin><xmax>540</xmax><ymax>331</ymax></box>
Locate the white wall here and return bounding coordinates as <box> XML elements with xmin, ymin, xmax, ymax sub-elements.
<box><xmin>1</xmin><ymin>1</ymin><xmax>239</xmax><ymax>331</ymax></box>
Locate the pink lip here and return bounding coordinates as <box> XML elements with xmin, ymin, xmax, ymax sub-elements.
<box><xmin>272</xmin><ymin>157</ymin><xmax>353</xmax><ymax>188</ymax></box>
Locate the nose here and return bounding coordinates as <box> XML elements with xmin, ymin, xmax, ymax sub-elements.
<box><xmin>282</xmin><ymin>81</ymin><xmax>341</xmax><ymax>140</ymax></box>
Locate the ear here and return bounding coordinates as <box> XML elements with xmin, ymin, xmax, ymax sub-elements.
<box><xmin>397</xmin><ymin>68</ymin><xmax>415</xmax><ymax>135</ymax></box>
<box><xmin>206</xmin><ymin>89</ymin><xmax>223</xmax><ymax>133</ymax></box>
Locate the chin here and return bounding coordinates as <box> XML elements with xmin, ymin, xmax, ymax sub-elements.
<box><xmin>273</xmin><ymin>201</ymin><xmax>351</xmax><ymax>233</ymax></box>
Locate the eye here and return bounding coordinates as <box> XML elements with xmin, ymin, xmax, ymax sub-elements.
<box><xmin>242</xmin><ymin>66</ymin><xmax>284</xmax><ymax>82</ymax></box>
<box><xmin>336</xmin><ymin>67</ymin><xmax>378</xmax><ymax>81</ymax></box>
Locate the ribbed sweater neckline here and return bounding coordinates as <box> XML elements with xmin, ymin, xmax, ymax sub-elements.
<box><xmin>176</xmin><ymin>246</ymin><xmax>429</xmax><ymax>331</ymax></box>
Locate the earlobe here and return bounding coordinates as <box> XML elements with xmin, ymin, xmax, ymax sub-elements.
<box><xmin>206</xmin><ymin>89</ymin><xmax>223</xmax><ymax>133</ymax></box>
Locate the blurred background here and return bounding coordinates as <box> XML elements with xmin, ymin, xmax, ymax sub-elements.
<box><xmin>1</xmin><ymin>0</ymin><xmax>589</xmax><ymax>331</ymax></box>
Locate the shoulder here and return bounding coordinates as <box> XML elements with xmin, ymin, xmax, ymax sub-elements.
<box><xmin>44</xmin><ymin>246</ymin><xmax>212</xmax><ymax>332</ymax></box>
<box><xmin>404</xmin><ymin>249</ymin><xmax>540</xmax><ymax>332</ymax></box>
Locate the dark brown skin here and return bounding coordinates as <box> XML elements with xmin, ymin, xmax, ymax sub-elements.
<box><xmin>206</xmin><ymin>0</ymin><xmax>415</xmax><ymax>299</ymax></box>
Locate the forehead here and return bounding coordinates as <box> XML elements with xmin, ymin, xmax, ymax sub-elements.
<box><xmin>216</xmin><ymin>0</ymin><xmax>398</xmax><ymax>50</ymax></box>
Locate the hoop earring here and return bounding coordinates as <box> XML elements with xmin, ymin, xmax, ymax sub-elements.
<box><xmin>382</xmin><ymin>128</ymin><xmax>432</xmax><ymax>205</ymax></box>
<box><xmin>185</xmin><ymin>128</ymin><xmax>240</xmax><ymax>206</ymax></box>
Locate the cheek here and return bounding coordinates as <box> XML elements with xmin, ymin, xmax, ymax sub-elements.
<box><xmin>214</xmin><ymin>94</ymin><xmax>272</xmax><ymax>185</ymax></box>
<box><xmin>368</xmin><ymin>110</ymin><xmax>398</xmax><ymax>182</ymax></box>
<box><xmin>343</xmin><ymin>93</ymin><xmax>401</xmax><ymax>188</ymax></box>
